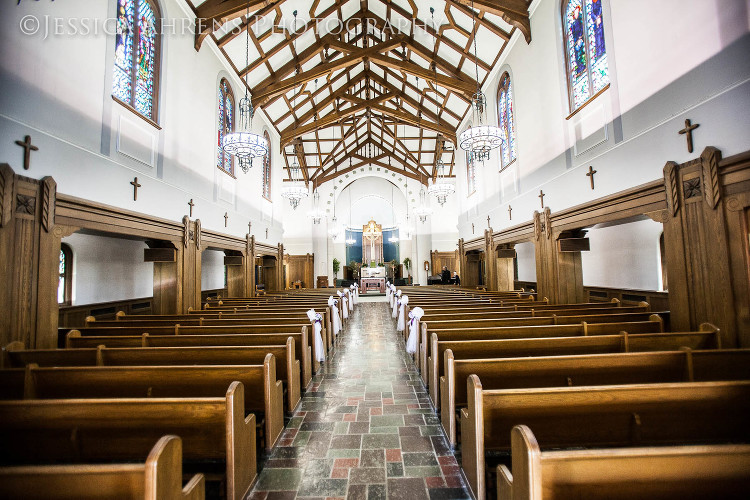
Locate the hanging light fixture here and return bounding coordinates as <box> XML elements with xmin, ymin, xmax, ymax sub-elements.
<box><xmin>427</xmin><ymin>60</ymin><xmax>455</xmax><ymax>206</ymax></box>
<box><xmin>401</xmin><ymin>177</ymin><xmax>412</xmax><ymax>240</ymax></box>
<box><xmin>345</xmin><ymin>187</ymin><xmax>356</xmax><ymax>246</ymax></box>
<box><xmin>459</xmin><ymin>0</ymin><xmax>503</xmax><ymax>154</ymax></box>
<box><xmin>308</xmin><ymin>189</ymin><xmax>323</xmax><ymax>224</ymax></box>
<box><xmin>280</xmin><ymin>11</ymin><xmax>309</xmax><ymax>210</ymax></box>
<box><xmin>222</xmin><ymin>0</ymin><xmax>269</xmax><ymax>172</ymax></box>
<box><xmin>329</xmin><ymin>195</ymin><xmax>339</xmax><ymax>240</ymax></box>
<box><xmin>388</xmin><ymin>185</ymin><xmax>399</xmax><ymax>243</ymax></box>
<box><xmin>413</xmin><ymin>185</ymin><xmax>433</xmax><ymax>224</ymax></box>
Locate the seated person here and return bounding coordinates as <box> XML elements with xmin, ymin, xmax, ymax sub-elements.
<box><xmin>451</xmin><ymin>272</ymin><xmax>461</xmax><ymax>285</ymax></box>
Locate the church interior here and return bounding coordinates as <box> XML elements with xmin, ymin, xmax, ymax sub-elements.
<box><xmin>1</xmin><ymin>0</ymin><xmax>750</xmax><ymax>498</ymax></box>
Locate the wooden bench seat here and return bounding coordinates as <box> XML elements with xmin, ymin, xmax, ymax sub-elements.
<box><xmin>425</xmin><ymin>317</ymin><xmax>665</xmax><ymax>404</ymax></box>
<box><xmin>0</xmin><ymin>355</ymin><xmax>284</xmax><ymax>452</ymax></box>
<box><xmin>461</xmin><ymin>378</ymin><xmax>750</xmax><ymax>498</ymax></box>
<box><xmin>3</xmin><ymin>340</ymin><xmax>301</xmax><ymax>411</ymax></box>
<box><xmin>442</xmin><ymin>347</ymin><xmax>750</xmax><ymax>445</ymax></box>
<box><xmin>0</xmin><ymin>435</ymin><xmax>205</xmax><ymax>500</ymax></box>
<box><xmin>0</xmin><ymin>382</ymin><xmax>256</xmax><ymax>500</ymax></box>
<box><xmin>498</xmin><ymin>425</ymin><xmax>750</xmax><ymax>500</ymax></box>
<box><xmin>65</xmin><ymin>328</ymin><xmax>313</xmax><ymax>388</ymax></box>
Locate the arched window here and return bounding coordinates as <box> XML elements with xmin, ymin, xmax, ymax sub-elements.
<box><xmin>262</xmin><ymin>131</ymin><xmax>272</xmax><ymax>200</ymax></box>
<box><xmin>112</xmin><ymin>0</ymin><xmax>161</xmax><ymax>122</ymax></box>
<box><xmin>562</xmin><ymin>0</ymin><xmax>609</xmax><ymax>113</ymax></box>
<box><xmin>497</xmin><ymin>72</ymin><xmax>517</xmax><ymax>170</ymax></box>
<box><xmin>217</xmin><ymin>78</ymin><xmax>235</xmax><ymax>176</ymax></box>
<box><xmin>58</xmin><ymin>244</ymin><xmax>73</xmax><ymax>305</ymax></box>
<box><xmin>466</xmin><ymin>151</ymin><xmax>477</xmax><ymax>196</ymax></box>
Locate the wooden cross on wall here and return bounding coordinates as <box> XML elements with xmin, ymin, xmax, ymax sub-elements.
<box><xmin>508</xmin><ymin>205</ymin><xmax>512</xmax><ymax>220</ymax></box>
<box><xmin>586</xmin><ymin>166</ymin><xmax>597</xmax><ymax>190</ymax></box>
<box><xmin>224</xmin><ymin>212</ymin><xmax>229</xmax><ymax>227</ymax></box>
<box><xmin>679</xmin><ymin>119</ymin><xmax>700</xmax><ymax>153</ymax></box>
<box><xmin>130</xmin><ymin>177</ymin><xmax>141</xmax><ymax>201</ymax></box>
<box><xmin>188</xmin><ymin>199</ymin><xmax>195</xmax><ymax>217</ymax></box>
<box><xmin>15</xmin><ymin>135</ymin><xmax>38</xmax><ymax>170</ymax></box>
<box><xmin>538</xmin><ymin>190</ymin><xmax>545</xmax><ymax>208</ymax></box>
<box><xmin>471</xmin><ymin>223</ymin><xmax>474</xmax><ymax>234</ymax></box>
<box><xmin>265</xmin><ymin>228</ymin><xmax>269</xmax><ymax>239</ymax></box>
<box><xmin>248</xmin><ymin>221</ymin><xmax>252</xmax><ymax>235</ymax></box>
<box><xmin>487</xmin><ymin>215</ymin><xmax>491</xmax><ymax>228</ymax></box>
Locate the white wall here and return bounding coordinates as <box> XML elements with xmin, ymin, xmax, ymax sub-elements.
<box><xmin>0</xmin><ymin>0</ymin><xmax>284</xmax><ymax>246</ymax></box>
<box><xmin>515</xmin><ymin>241</ymin><xmax>537</xmax><ymax>282</ymax></box>
<box><xmin>201</xmin><ymin>249</ymin><xmax>225</xmax><ymax>291</ymax></box>
<box><xmin>63</xmin><ymin>233</ymin><xmax>153</xmax><ymax>304</ymax></box>
<box><xmin>581</xmin><ymin>218</ymin><xmax>664</xmax><ymax>290</ymax></box>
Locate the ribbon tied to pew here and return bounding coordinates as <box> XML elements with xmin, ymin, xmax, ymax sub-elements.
<box><xmin>406</xmin><ymin>306</ymin><xmax>424</xmax><ymax>354</ymax></box>
<box><xmin>337</xmin><ymin>290</ymin><xmax>349</xmax><ymax>319</ymax></box>
<box><xmin>306</xmin><ymin>309</ymin><xmax>326</xmax><ymax>362</ymax></box>
<box><xmin>392</xmin><ymin>290</ymin><xmax>402</xmax><ymax>319</ymax></box>
<box><xmin>397</xmin><ymin>295</ymin><xmax>409</xmax><ymax>332</ymax></box>
<box><xmin>328</xmin><ymin>295</ymin><xmax>341</xmax><ymax>336</ymax></box>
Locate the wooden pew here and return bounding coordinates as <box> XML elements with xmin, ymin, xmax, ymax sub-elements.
<box><xmin>0</xmin><ymin>355</ymin><xmax>285</xmax><ymax>452</ymax></box>
<box><xmin>426</xmin><ymin>317</ymin><xmax>665</xmax><ymax>404</ymax></box>
<box><xmin>0</xmin><ymin>435</ymin><xmax>205</xmax><ymax>500</ymax></box>
<box><xmin>3</xmin><ymin>340</ymin><xmax>301</xmax><ymax>411</ymax></box>
<box><xmin>461</xmin><ymin>378</ymin><xmax>750</xmax><ymax>498</ymax></box>
<box><xmin>498</xmin><ymin>425</ymin><xmax>750</xmax><ymax>500</ymax></box>
<box><xmin>442</xmin><ymin>346</ymin><xmax>750</xmax><ymax>445</ymax></box>
<box><xmin>65</xmin><ymin>329</ymin><xmax>313</xmax><ymax>390</ymax></box>
<box><xmin>419</xmin><ymin>312</ymin><xmax>667</xmax><ymax>385</ymax></box>
<box><xmin>0</xmin><ymin>382</ymin><xmax>256</xmax><ymax>500</ymax></box>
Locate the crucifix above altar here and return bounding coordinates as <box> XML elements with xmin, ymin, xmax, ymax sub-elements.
<box><xmin>362</xmin><ymin>219</ymin><xmax>384</xmax><ymax>265</ymax></box>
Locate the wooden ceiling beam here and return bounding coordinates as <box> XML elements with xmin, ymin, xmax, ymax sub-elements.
<box><xmin>450</xmin><ymin>0</ymin><xmax>531</xmax><ymax>43</ymax></box>
<box><xmin>195</xmin><ymin>0</ymin><xmax>281</xmax><ymax>50</ymax></box>
<box><xmin>252</xmin><ymin>35</ymin><xmax>407</xmax><ymax>105</ymax></box>
<box><xmin>292</xmin><ymin>138</ymin><xmax>310</xmax><ymax>186</ymax></box>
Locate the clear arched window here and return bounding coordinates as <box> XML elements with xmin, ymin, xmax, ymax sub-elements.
<box><xmin>562</xmin><ymin>0</ymin><xmax>609</xmax><ymax>113</ymax></box>
<box><xmin>262</xmin><ymin>131</ymin><xmax>272</xmax><ymax>200</ymax></box>
<box><xmin>497</xmin><ymin>72</ymin><xmax>517</xmax><ymax>170</ymax></box>
<box><xmin>112</xmin><ymin>0</ymin><xmax>161</xmax><ymax>121</ymax></box>
<box><xmin>58</xmin><ymin>244</ymin><xmax>73</xmax><ymax>305</ymax></box>
<box><xmin>217</xmin><ymin>78</ymin><xmax>235</xmax><ymax>176</ymax></box>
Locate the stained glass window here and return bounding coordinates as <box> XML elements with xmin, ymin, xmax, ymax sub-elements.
<box><xmin>497</xmin><ymin>72</ymin><xmax>517</xmax><ymax>170</ymax></box>
<box><xmin>466</xmin><ymin>151</ymin><xmax>477</xmax><ymax>196</ymax></box>
<box><xmin>563</xmin><ymin>0</ymin><xmax>609</xmax><ymax>112</ymax></box>
<box><xmin>58</xmin><ymin>244</ymin><xmax>72</xmax><ymax>305</ymax></box>
<box><xmin>112</xmin><ymin>0</ymin><xmax>160</xmax><ymax>121</ymax></box>
<box><xmin>217</xmin><ymin>79</ymin><xmax>235</xmax><ymax>175</ymax></box>
<box><xmin>262</xmin><ymin>131</ymin><xmax>272</xmax><ymax>200</ymax></box>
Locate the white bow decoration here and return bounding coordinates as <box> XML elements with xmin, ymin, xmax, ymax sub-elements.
<box><xmin>406</xmin><ymin>306</ymin><xmax>424</xmax><ymax>354</ymax></box>
<box><xmin>397</xmin><ymin>295</ymin><xmax>409</xmax><ymax>332</ymax></box>
<box><xmin>307</xmin><ymin>308</ymin><xmax>325</xmax><ymax>362</ymax></box>
<box><xmin>328</xmin><ymin>295</ymin><xmax>341</xmax><ymax>336</ymax></box>
<box><xmin>392</xmin><ymin>290</ymin><xmax>402</xmax><ymax>318</ymax></box>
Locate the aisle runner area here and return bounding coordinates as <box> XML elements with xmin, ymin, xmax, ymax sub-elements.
<box><xmin>248</xmin><ymin>301</ymin><xmax>472</xmax><ymax>500</ymax></box>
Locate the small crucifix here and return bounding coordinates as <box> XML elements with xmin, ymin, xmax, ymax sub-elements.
<box><xmin>538</xmin><ymin>190</ymin><xmax>545</xmax><ymax>208</ymax></box>
<box><xmin>188</xmin><ymin>199</ymin><xmax>195</xmax><ymax>217</ymax></box>
<box><xmin>130</xmin><ymin>177</ymin><xmax>142</xmax><ymax>201</ymax></box>
<box><xmin>508</xmin><ymin>205</ymin><xmax>513</xmax><ymax>220</ymax></box>
<box><xmin>224</xmin><ymin>212</ymin><xmax>229</xmax><ymax>227</ymax></box>
<box><xmin>15</xmin><ymin>135</ymin><xmax>38</xmax><ymax>170</ymax></box>
<box><xmin>678</xmin><ymin>119</ymin><xmax>700</xmax><ymax>153</ymax></box>
<box><xmin>471</xmin><ymin>223</ymin><xmax>475</xmax><ymax>234</ymax></box>
<box><xmin>586</xmin><ymin>166</ymin><xmax>597</xmax><ymax>190</ymax></box>
<box><xmin>265</xmin><ymin>228</ymin><xmax>269</xmax><ymax>239</ymax></box>
<box><xmin>248</xmin><ymin>221</ymin><xmax>252</xmax><ymax>235</ymax></box>
<box><xmin>487</xmin><ymin>215</ymin><xmax>491</xmax><ymax>228</ymax></box>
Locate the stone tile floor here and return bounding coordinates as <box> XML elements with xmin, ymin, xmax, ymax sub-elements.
<box><xmin>247</xmin><ymin>299</ymin><xmax>472</xmax><ymax>500</ymax></box>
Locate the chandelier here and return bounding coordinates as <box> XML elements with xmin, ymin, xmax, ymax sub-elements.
<box><xmin>459</xmin><ymin>1</ymin><xmax>503</xmax><ymax>154</ymax></box>
<box><xmin>221</xmin><ymin>0</ymin><xmax>268</xmax><ymax>171</ymax></box>
<box><xmin>428</xmin><ymin>156</ymin><xmax>455</xmax><ymax>207</ymax></box>
<box><xmin>308</xmin><ymin>189</ymin><xmax>324</xmax><ymax>224</ymax></box>
<box><xmin>413</xmin><ymin>185</ymin><xmax>433</xmax><ymax>223</ymax></box>
<box><xmin>280</xmin><ymin>154</ymin><xmax>308</xmax><ymax>209</ymax></box>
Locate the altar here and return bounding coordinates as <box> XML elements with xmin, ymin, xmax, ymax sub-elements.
<box><xmin>360</xmin><ymin>266</ymin><xmax>386</xmax><ymax>293</ymax></box>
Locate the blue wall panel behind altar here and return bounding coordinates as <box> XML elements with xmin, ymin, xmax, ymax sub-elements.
<box><xmin>383</xmin><ymin>229</ymin><xmax>399</xmax><ymax>264</ymax></box>
<box><xmin>345</xmin><ymin>230</ymin><xmax>363</xmax><ymax>265</ymax></box>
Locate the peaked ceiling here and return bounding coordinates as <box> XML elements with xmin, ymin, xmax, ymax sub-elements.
<box><xmin>189</xmin><ymin>0</ymin><xmax>531</xmax><ymax>188</ymax></box>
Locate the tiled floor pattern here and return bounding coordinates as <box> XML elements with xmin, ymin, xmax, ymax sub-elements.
<box><xmin>247</xmin><ymin>300</ymin><xmax>472</xmax><ymax>500</ymax></box>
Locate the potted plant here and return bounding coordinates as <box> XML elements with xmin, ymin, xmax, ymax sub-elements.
<box><xmin>332</xmin><ymin>258</ymin><xmax>340</xmax><ymax>282</ymax></box>
<box><xmin>403</xmin><ymin>257</ymin><xmax>411</xmax><ymax>277</ymax></box>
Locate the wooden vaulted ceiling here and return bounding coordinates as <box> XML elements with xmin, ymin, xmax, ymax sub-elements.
<box><xmin>190</xmin><ymin>0</ymin><xmax>531</xmax><ymax>188</ymax></box>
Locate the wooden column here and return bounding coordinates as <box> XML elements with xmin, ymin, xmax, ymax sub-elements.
<box><xmin>146</xmin><ymin>217</ymin><xmax>201</xmax><ymax>314</ymax></box>
<box><xmin>249</xmin><ymin>235</ymin><xmax>256</xmax><ymax>297</ymax></box>
<box><xmin>0</xmin><ymin>164</ymin><xmax>59</xmax><ymax>348</ymax></box>
<box><xmin>277</xmin><ymin>243</ymin><xmax>284</xmax><ymax>291</ymax></box>
<box><xmin>663</xmin><ymin>147</ymin><xmax>750</xmax><ymax>347</ymax></box>
<box><xmin>496</xmin><ymin>245</ymin><xmax>515</xmax><ymax>291</ymax></box>
<box><xmin>223</xmin><ymin>235</ymin><xmax>255</xmax><ymax>298</ymax></box>
<box><xmin>484</xmin><ymin>229</ymin><xmax>497</xmax><ymax>290</ymax></box>
<box><xmin>533</xmin><ymin>208</ymin><xmax>585</xmax><ymax>304</ymax></box>
<box><xmin>458</xmin><ymin>239</ymin><xmax>466</xmax><ymax>283</ymax></box>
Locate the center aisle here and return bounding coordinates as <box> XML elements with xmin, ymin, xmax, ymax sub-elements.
<box><xmin>248</xmin><ymin>298</ymin><xmax>473</xmax><ymax>500</ymax></box>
